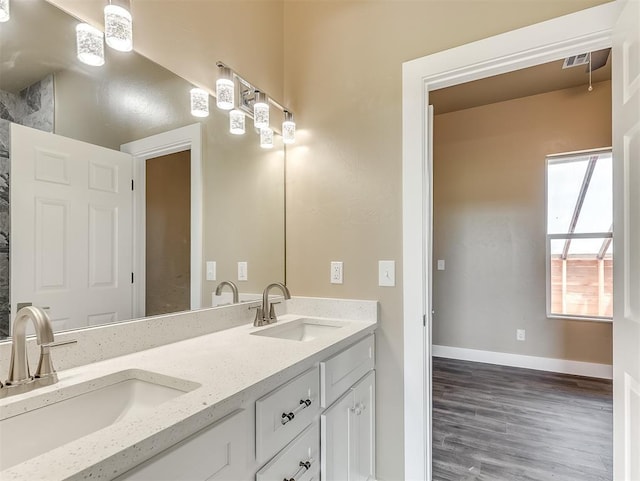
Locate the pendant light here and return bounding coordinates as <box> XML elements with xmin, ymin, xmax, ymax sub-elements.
<box><xmin>76</xmin><ymin>23</ymin><xmax>105</xmax><ymax>67</ymax></box>
<box><xmin>282</xmin><ymin>111</ymin><xmax>296</xmax><ymax>144</ymax></box>
<box><xmin>260</xmin><ymin>127</ymin><xmax>274</xmax><ymax>149</ymax></box>
<box><xmin>104</xmin><ymin>1</ymin><xmax>132</xmax><ymax>52</ymax></box>
<box><xmin>190</xmin><ymin>88</ymin><xmax>209</xmax><ymax>118</ymax></box>
<box><xmin>230</xmin><ymin>110</ymin><xmax>245</xmax><ymax>135</ymax></box>
<box><xmin>253</xmin><ymin>91</ymin><xmax>269</xmax><ymax>129</ymax></box>
<box><xmin>0</xmin><ymin>0</ymin><xmax>9</xmax><ymax>22</ymax></box>
<box><xmin>216</xmin><ymin>66</ymin><xmax>234</xmax><ymax>110</ymax></box>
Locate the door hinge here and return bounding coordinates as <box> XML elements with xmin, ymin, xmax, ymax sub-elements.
<box><xmin>131</xmin><ymin>179</ymin><xmax>134</xmax><ymax>191</ymax></box>
<box><xmin>131</xmin><ymin>272</ymin><xmax>134</xmax><ymax>284</ymax></box>
<box><xmin>423</xmin><ymin>314</ymin><xmax>427</xmax><ymax>326</ymax></box>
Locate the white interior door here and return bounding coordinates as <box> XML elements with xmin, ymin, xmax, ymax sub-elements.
<box><xmin>10</xmin><ymin>124</ymin><xmax>133</xmax><ymax>333</ymax></box>
<box><xmin>612</xmin><ymin>1</ymin><xmax>640</xmax><ymax>479</ymax></box>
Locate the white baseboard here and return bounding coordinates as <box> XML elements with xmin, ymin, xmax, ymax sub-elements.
<box><xmin>432</xmin><ymin>345</ymin><xmax>613</xmax><ymax>380</ymax></box>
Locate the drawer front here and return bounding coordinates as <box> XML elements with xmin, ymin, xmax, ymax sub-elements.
<box><xmin>116</xmin><ymin>409</ymin><xmax>250</xmax><ymax>481</ymax></box>
<box><xmin>256</xmin><ymin>366</ymin><xmax>320</xmax><ymax>464</ymax></box>
<box><xmin>257</xmin><ymin>422</ymin><xmax>320</xmax><ymax>481</ymax></box>
<box><xmin>320</xmin><ymin>334</ymin><xmax>374</xmax><ymax>407</ymax></box>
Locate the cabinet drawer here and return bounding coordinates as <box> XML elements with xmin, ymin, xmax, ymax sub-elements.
<box><xmin>256</xmin><ymin>366</ymin><xmax>320</xmax><ymax>464</ymax></box>
<box><xmin>257</xmin><ymin>422</ymin><xmax>320</xmax><ymax>481</ymax></box>
<box><xmin>320</xmin><ymin>334</ymin><xmax>374</xmax><ymax>407</ymax></box>
<box><xmin>116</xmin><ymin>409</ymin><xmax>250</xmax><ymax>481</ymax></box>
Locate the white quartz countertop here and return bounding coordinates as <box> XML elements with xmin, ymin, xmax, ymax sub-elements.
<box><xmin>0</xmin><ymin>313</ymin><xmax>377</xmax><ymax>480</ymax></box>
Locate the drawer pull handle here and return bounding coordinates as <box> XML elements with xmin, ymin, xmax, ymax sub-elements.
<box><xmin>283</xmin><ymin>459</ymin><xmax>312</xmax><ymax>481</ymax></box>
<box><xmin>281</xmin><ymin>399</ymin><xmax>312</xmax><ymax>425</ymax></box>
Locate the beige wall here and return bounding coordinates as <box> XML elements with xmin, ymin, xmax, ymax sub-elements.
<box><xmin>283</xmin><ymin>2</ymin><xmax>611</xmax><ymax>479</ymax></box>
<box><xmin>433</xmin><ymin>81</ymin><xmax>613</xmax><ymax>365</ymax></box>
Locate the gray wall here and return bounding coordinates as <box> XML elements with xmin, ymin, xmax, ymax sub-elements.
<box><xmin>432</xmin><ymin>80</ymin><xmax>613</xmax><ymax>365</ymax></box>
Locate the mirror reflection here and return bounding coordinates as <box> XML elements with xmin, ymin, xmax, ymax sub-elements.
<box><xmin>0</xmin><ymin>0</ymin><xmax>285</xmax><ymax>339</ymax></box>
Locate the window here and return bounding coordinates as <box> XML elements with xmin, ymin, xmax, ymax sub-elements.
<box><xmin>546</xmin><ymin>149</ymin><xmax>613</xmax><ymax>320</ymax></box>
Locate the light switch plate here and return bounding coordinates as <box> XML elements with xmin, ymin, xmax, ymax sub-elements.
<box><xmin>238</xmin><ymin>261</ymin><xmax>248</xmax><ymax>281</ymax></box>
<box><xmin>378</xmin><ymin>260</ymin><xmax>395</xmax><ymax>287</ymax></box>
<box><xmin>330</xmin><ymin>261</ymin><xmax>343</xmax><ymax>284</ymax></box>
<box><xmin>206</xmin><ymin>261</ymin><xmax>216</xmax><ymax>281</ymax></box>
<box><xmin>437</xmin><ymin>259</ymin><xmax>445</xmax><ymax>271</ymax></box>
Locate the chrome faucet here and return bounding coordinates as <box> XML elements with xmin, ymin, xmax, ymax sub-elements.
<box><xmin>215</xmin><ymin>280</ymin><xmax>239</xmax><ymax>304</ymax></box>
<box><xmin>253</xmin><ymin>282</ymin><xmax>291</xmax><ymax>327</ymax></box>
<box><xmin>1</xmin><ymin>306</ymin><xmax>76</xmax><ymax>398</ymax></box>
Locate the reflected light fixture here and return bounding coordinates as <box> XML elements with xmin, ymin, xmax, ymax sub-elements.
<box><xmin>76</xmin><ymin>23</ymin><xmax>105</xmax><ymax>67</ymax></box>
<box><xmin>253</xmin><ymin>91</ymin><xmax>269</xmax><ymax>129</ymax></box>
<box><xmin>104</xmin><ymin>2</ymin><xmax>132</xmax><ymax>52</ymax></box>
<box><xmin>190</xmin><ymin>88</ymin><xmax>209</xmax><ymax>117</ymax></box>
<box><xmin>260</xmin><ymin>127</ymin><xmax>274</xmax><ymax>149</ymax></box>
<box><xmin>282</xmin><ymin>111</ymin><xmax>296</xmax><ymax>144</ymax></box>
<box><xmin>0</xmin><ymin>0</ymin><xmax>9</xmax><ymax>22</ymax></box>
<box><xmin>230</xmin><ymin>109</ymin><xmax>245</xmax><ymax>135</ymax></box>
<box><xmin>216</xmin><ymin>66</ymin><xmax>234</xmax><ymax>110</ymax></box>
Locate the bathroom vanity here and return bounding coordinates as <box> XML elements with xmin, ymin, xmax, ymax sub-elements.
<box><xmin>0</xmin><ymin>297</ymin><xmax>377</xmax><ymax>481</ymax></box>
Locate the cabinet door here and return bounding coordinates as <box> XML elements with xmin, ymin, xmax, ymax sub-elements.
<box><xmin>115</xmin><ymin>410</ymin><xmax>250</xmax><ymax>481</ymax></box>
<box><xmin>351</xmin><ymin>370</ymin><xmax>375</xmax><ymax>481</ymax></box>
<box><xmin>321</xmin><ymin>371</ymin><xmax>375</xmax><ymax>481</ymax></box>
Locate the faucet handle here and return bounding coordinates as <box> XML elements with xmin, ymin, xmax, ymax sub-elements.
<box><xmin>269</xmin><ymin>302</ymin><xmax>282</xmax><ymax>322</ymax></box>
<box><xmin>35</xmin><ymin>339</ymin><xmax>77</xmax><ymax>380</ymax></box>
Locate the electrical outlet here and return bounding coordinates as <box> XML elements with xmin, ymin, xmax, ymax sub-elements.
<box><xmin>516</xmin><ymin>329</ymin><xmax>526</xmax><ymax>341</ymax></box>
<box><xmin>330</xmin><ymin>261</ymin><xmax>343</xmax><ymax>284</ymax></box>
<box><xmin>437</xmin><ymin>259</ymin><xmax>445</xmax><ymax>271</ymax></box>
<box><xmin>206</xmin><ymin>261</ymin><xmax>216</xmax><ymax>281</ymax></box>
<box><xmin>237</xmin><ymin>261</ymin><xmax>248</xmax><ymax>281</ymax></box>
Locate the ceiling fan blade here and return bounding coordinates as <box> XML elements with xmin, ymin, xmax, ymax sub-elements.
<box><xmin>586</xmin><ymin>48</ymin><xmax>611</xmax><ymax>72</ymax></box>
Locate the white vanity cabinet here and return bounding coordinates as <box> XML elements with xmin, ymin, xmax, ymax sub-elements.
<box><xmin>116</xmin><ymin>409</ymin><xmax>252</xmax><ymax>481</ymax></box>
<box><xmin>320</xmin><ymin>335</ymin><xmax>376</xmax><ymax>481</ymax></box>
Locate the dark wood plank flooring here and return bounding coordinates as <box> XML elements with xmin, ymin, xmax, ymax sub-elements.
<box><xmin>432</xmin><ymin>357</ymin><xmax>613</xmax><ymax>481</ymax></box>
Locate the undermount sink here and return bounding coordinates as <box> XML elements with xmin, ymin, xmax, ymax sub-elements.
<box><xmin>0</xmin><ymin>369</ymin><xmax>199</xmax><ymax>471</ymax></box>
<box><xmin>251</xmin><ymin>317</ymin><xmax>344</xmax><ymax>342</ymax></box>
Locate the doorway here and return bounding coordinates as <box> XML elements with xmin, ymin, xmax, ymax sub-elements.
<box><xmin>145</xmin><ymin>150</ymin><xmax>191</xmax><ymax>316</ymax></box>
<box><xmin>400</xmin><ymin>3</ymin><xmax>640</xmax><ymax>480</ymax></box>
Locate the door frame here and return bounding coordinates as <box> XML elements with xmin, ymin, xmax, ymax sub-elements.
<box><xmin>401</xmin><ymin>3</ymin><xmax>621</xmax><ymax>479</ymax></box>
<box><xmin>121</xmin><ymin>123</ymin><xmax>203</xmax><ymax>318</ymax></box>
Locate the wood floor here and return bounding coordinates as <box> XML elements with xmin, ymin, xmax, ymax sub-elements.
<box><xmin>432</xmin><ymin>357</ymin><xmax>613</xmax><ymax>481</ymax></box>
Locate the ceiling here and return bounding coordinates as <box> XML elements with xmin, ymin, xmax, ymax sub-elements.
<box><xmin>430</xmin><ymin>51</ymin><xmax>612</xmax><ymax>115</ymax></box>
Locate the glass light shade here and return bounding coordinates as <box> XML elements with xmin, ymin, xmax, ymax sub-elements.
<box><xmin>260</xmin><ymin>127</ymin><xmax>274</xmax><ymax>149</ymax></box>
<box><xmin>190</xmin><ymin>88</ymin><xmax>209</xmax><ymax>117</ymax></box>
<box><xmin>282</xmin><ymin>112</ymin><xmax>296</xmax><ymax>144</ymax></box>
<box><xmin>229</xmin><ymin>110</ymin><xmax>245</xmax><ymax>135</ymax></box>
<box><xmin>76</xmin><ymin>23</ymin><xmax>105</xmax><ymax>67</ymax></box>
<box><xmin>0</xmin><ymin>0</ymin><xmax>9</xmax><ymax>22</ymax></box>
<box><xmin>253</xmin><ymin>91</ymin><xmax>269</xmax><ymax>129</ymax></box>
<box><xmin>104</xmin><ymin>4</ymin><xmax>132</xmax><ymax>52</ymax></box>
<box><xmin>216</xmin><ymin>66</ymin><xmax>234</xmax><ymax>110</ymax></box>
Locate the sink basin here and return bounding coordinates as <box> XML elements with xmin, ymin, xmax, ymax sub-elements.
<box><xmin>0</xmin><ymin>369</ymin><xmax>199</xmax><ymax>470</ymax></box>
<box><xmin>251</xmin><ymin>318</ymin><xmax>344</xmax><ymax>342</ymax></box>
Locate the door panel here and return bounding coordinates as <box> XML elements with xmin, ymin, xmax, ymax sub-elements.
<box><xmin>10</xmin><ymin>124</ymin><xmax>133</xmax><ymax>332</ymax></box>
<box><xmin>612</xmin><ymin>1</ymin><xmax>640</xmax><ymax>479</ymax></box>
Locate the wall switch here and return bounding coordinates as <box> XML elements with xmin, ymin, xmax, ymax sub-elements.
<box><xmin>437</xmin><ymin>260</ymin><xmax>445</xmax><ymax>271</ymax></box>
<box><xmin>378</xmin><ymin>260</ymin><xmax>395</xmax><ymax>287</ymax></box>
<box><xmin>206</xmin><ymin>261</ymin><xmax>216</xmax><ymax>281</ymax></box>
<box><xmin>330</xmin><ymin>261</ymin><xmax>343</xmax><ymax>284</ymax></box>
<box><xmin>237</xmin><ymin>261</ymin><xmax>248</xmax><ymax>281</ymax></box>
<box><xmin>516</xmin><ymin>329</ymin><xmax>526</xmax><ymax>341</ymax></box>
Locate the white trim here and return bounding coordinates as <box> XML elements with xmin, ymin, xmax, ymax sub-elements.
<box><xmin>121</xmin><ymin>124</ymin><xmax>203</xmax><ymax>317</ymax></box>
<box><xmin>432</xmin><ymin>345</ymin><xmax>613</xmax><ymax>380</ymax></box>
<box><xmin>402</xmin><ymin>4</ymin><xmax>620</xmax><ymax>479</ymax></box>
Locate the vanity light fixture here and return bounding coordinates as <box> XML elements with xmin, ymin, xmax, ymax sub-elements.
<box><xmin>253</xmin><ymin>91</ymin><xmax>270</xmax><ymax>129</ymax></box>
<box><xmin>260</xmin><ymin>127</ymin><xmax>274</xmax><ymax>149</ymax></box>
<box><xmin>190</xmin><ymin>88</ymin><xmax>209</xmax><ymax>118</ymax></box>
<box><xmin>104</xmin><ymin>1</ymin><xmax>132</xmax><ymax>52</ymax></box>
<box><xmin>230</xmin><ymin>109</ymin><xmax>245</xmax><ymax>135</ymax></box>
<box><xmin>0</xmin><ymin>0</ymin><xmax>9</xmax><ymax>22</ymax></box>
<box><xmin>282</xmin><ymin>111</ymin><xmax>296</xmax><ymax>144</ymax></box>
<box><xmin>216</xmin><ymin>66</ymin><xmax>234</xmax><ymax>110</ymax></box>
<box><xmin>76</xmin><ymin>23</ymin><xmax>105</xmax><ymax>67</ymax></box>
